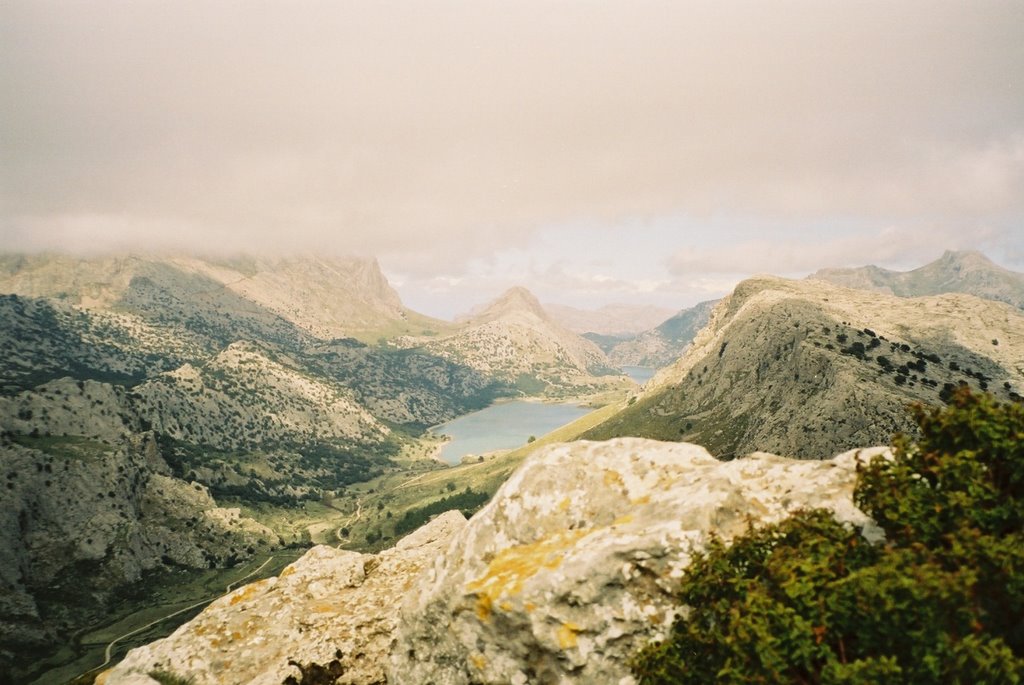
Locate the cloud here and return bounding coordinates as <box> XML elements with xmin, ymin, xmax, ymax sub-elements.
<box><xmin>667</xmin><ymin>224</ymin><xmax>1003</xmax><ymax>277</ymax></box>
<box><xmin>1</xmin><ymin>0</ymin><xmax>1022</xmax><ymax>268</ymax></box>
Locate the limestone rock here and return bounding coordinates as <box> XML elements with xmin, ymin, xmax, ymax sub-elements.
<box><xmin>388</xmin><ymin>438</ymin><xmax>885</xmax><ymax>685</ymax></box>
<box><xmin>103</xmin><ymin>510</ymin><xmax>467</xmax><ymax>685</ymax></box>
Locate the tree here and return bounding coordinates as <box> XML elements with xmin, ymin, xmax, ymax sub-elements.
<box><xmin>633</xmin><ymin>389</ymin><xmax>1024</xmax><ymax>684</ymax></box>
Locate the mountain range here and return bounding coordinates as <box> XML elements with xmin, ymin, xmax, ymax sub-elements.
<box><xmin>0</xmin><ymin>253</ymin><xmax>626</xmax><ymax>680</ymax></box>
<box><xmin>582</xmin><ymin>274</ymin><xmax>1023</xmax><ymax>457</ymax></box>
<box><xmin>541</xmin><ymin>302</ymin><xmax>676</xmax><ymax>336</ymax></box>
<box><xmin>3</xmin><ymin>248</ymin><xmax>1023</xmax><ymax>683</ymax></box>
<box><xmin>809</xmin><ymin>249</ymin><xmax>1024</xmax><ymax>309</ymax></box>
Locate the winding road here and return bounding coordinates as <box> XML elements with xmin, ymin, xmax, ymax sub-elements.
<box><xmin>73</xmin><ymin>556</ymin><xmax>276</xmax><ymax>682</ymax></box>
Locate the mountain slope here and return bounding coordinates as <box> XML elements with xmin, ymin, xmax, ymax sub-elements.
<box><xmin>582</xmin><ymin>277</ymin><xmax>1024</xmax><ymax>458</ymax></box>
<box><xmin>809</xmin><ymin>250</ymin><xmax>1024</xmax><ymax>309</ymax></box>
<box><xmin>606</xmin><ymin>299</ymin><xmax>719</xmax><ymax>368</ymax></box>
<box><xmin>420</xmin><ymin>287</ymin><xmax>624</xmax><ymax>396</ymax></box>
<box><xmin>0</xmin><ymin>253</ymin><xmax>454</xmax><ymax>344</ymax></box>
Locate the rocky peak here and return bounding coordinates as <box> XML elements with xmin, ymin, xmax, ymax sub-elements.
<box><xmin>468</xmin><ymin>286</ymin><xmax>551</xmax><ymax>324</ymax></box>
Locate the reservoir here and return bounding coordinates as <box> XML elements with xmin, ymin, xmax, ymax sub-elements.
<box><xmin>621</xmin><ymin>365</ymin><xmax>657</xmax><ymax>384</ymax></box>
<box><xmin>432</xmin><ymin>401</ymin><xmax>592</xmax><ymax>465</ymax></box>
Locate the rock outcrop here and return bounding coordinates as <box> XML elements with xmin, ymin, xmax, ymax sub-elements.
<box><xmin>98</xmin><ymin>438</ymin><xmax>884</xmax><ymax>685</ymax></box>
<box><xmin>101</xmin><ymin>511</ymin><xmax>467</xmax><ymax>685</ymax></box>
<box><xmin>387</xmin><ymin>438</ymin><xmax>883</xmax><ymax>684</ymax></box>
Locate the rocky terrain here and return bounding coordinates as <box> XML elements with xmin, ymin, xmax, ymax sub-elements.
<box><xmin>543</xmin><ymin>302</ymin><xmax>675</xmax><ymax>337</ymax></box>
<box><xmin>582</xmin><ymin>276</ymin><xmax>1024</xmax><ymax>458</ymax></box>
<box><xmin>414</xmin><ymin>287</ymin><xmax>626</xmax><ymax>397</ymax></box>
<box><xmin>0</xmin><ymin>254</ymin><xmax>445</xmax><ymax>342</ymax></box>
<box><xmin>0</xmin><ymin>253</ymin><xmax>508</xmax><ymax>680</ymax></box>
<box><xmin>809</xmin><ymin>249</ymin><xmax>1024</xmax><ymax>309</ymax></box>
<box><xmin>0</xmin><ymin>431</ymin><xmax>278</xmax><ymax>677</ymax></box>
<box><xmin>100</xmin><ymin>437</ymin><xmax>884</xmax><ymax>685</ymax></box>
<box><xmin>600</xmin><ymin>299</ymin><xmax>718</xmax><ymax>369</ymax></box>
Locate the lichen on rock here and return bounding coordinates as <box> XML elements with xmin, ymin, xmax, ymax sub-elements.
<box><xmin>387</xmin><ymin>437</ymin><xmax>886</xmax><ymax>685</ymax></box>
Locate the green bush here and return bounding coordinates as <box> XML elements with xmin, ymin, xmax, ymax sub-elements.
<box><xmin>632</xmin><ymin>389</ymin><xmax>1024</xmax><ymax>684</ymax></box>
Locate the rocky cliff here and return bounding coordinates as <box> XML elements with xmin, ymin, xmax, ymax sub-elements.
<box><xmin>0</xmin><ymin>254</ymin><xmax>433</xmax><ymax>342</ymax></box>
<box><xmin>101</xmin><ymin>437</ymin><xmax>884</xmax><ymax>685</ymax></box>
<box><xmin>582</xmin><ymin>276</ymin><xmax>1024</xmax><ymax>458</ymax></box>
<box><xmin>0</xmin><ymin>432</ymin><xmax>278</xmax><ymax>675</ymax></box>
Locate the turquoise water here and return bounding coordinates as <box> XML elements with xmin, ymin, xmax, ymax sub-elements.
<box><xmin>622</xmin><ymin>365</ymin><xmax>656</xmax><ymax>384</ymax></box>
<box><xmin>431</xmin><ymin>401</ymin><xmax>592</xmax><ymax>465</ymax></box>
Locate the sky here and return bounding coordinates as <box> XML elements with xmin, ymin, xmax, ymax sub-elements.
<box><xmin>2</xmin><ymin>1</ymin><xmax>1023</xmax><ymax>319</ymax></box>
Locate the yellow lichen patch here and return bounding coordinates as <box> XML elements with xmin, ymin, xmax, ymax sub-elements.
<box><xmin>612</xmin><ymin>513</ymin><xmax>634</xmax><ymax>526</ymax></box>
<box><xmin>279</xmin><ymin>564</ymin><xmax>297</xmax><ymax>578</ymax></box>
<box><xmin>631</xmin><ymin>495</ymin><xmax>651</xmax><ymax>506</ymax></box>
<box><xmin>465</xmin><ymin>529</ymin><xmax>590</xmax><ymax>621</ymax></box>
<box><xmin>558</xmin><ymin>497</ymin><xmax>571</xmax><ymax>513</ymax></box>
<box><xmin>311</xmin><ymin>602</ymin><xmax>339</xmax><ymax>614</ymax></box>
<box><xmin>525</xmin><ymin>602</ymin><xmax>537</xmax><ymax>612</ymax></box>
<box><xmin>557</xmin><ymin>621</ymin><xmax>581</xmax><ymax>649</ymax></box>
<box><xmin>230</xmin><ymin>631</ymin><xmax>242</xmax><ymax>641</ymax></box>
<box><xmin>603</xmin><ymin>470</ymin><xmax>625</xmax><ymax>488</ymax></box>
<box><xmin>469</xmin><ymin>653</ymin><xmax>488</xmax><ymax>671</ymax></box>
<box><xmin>228</xmin><ymin>578</ymin><xmax>269</xmax><ymax>606</ymax></box>
<box><xmin>500</xmin><ymin>601</ymin><xmax>514</xmax><ymax>612</ymax></box>
<box><xmin>475</xmin><ymin>592</ymin><xmax>493</xmax><ymax>620</ymax></box>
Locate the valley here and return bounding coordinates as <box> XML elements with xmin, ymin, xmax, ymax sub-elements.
<box><xmin>2</xmin><ymin>249</ymin><xmax>1023</xmax><ymax>684</ymax></box>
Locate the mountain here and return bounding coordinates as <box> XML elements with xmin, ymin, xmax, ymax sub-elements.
<box><xmin>0</xmin><ymin>253</ymin><xmax>506</xmax><ymax>679</ymax></box>
<box><xmin>420</xmin><ymin>287</ymin><xmax>625</xmax><ymax>397</ymax></box>
<box><xmin>0</xmin><ymin>253</ymin><xmax>452</xmax><ymax>343</ymax></box>
<box><xmin>0</xmin><ymin>431</ymin><xmax>278</xmax><ymax>680</ymax></box>
<box><xmin>99</xmin><ymin>438</ymin><xmax>882</xmax><ymax>685</ymax></box>
<box><xmin>604</xmin><ymin>299</ymin><xmax>719</xmax><ymax>368</ymax></box>
<box><xmin>581</xmin><ymin>276</ymin><xmax>1024</xmax><ymax>458</ymax></box>
<box><xmin>543</xmin><ymin>302</ymin><xmax>676</xmax><ymax>336</ymax></box>
<box><xmin>808</xmin><ymin>250</ymin><xmax>1024</xmax><ymax>309</ymax></box>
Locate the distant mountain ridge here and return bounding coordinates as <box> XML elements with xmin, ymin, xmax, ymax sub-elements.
<box><xmin>543</xmin><ymin>302</ymin><xmax>676</xmax><ymax>336</ymax></box>
<box><xmin>604</xmin><ymin>299</ymin><xmax>719</xmax><ymax>368</ymax></box>
<box><xmin>583</xmin><ymin>276</ymin><xmax>1024</xmax><ymax>458</ymax></box>
<box><xmin>808</xmin><ymin>250</ymin><xmax>1024</xmax><ymax>309</ymax></box>
<box><xmin>0</xmin><ymin>253</ymin><xmax>447</xmax><ymax>341</ymax></box>
<box><xmin>420</xmin><ymin>286</ymin><xmax>625</xmax><ymax>397</ymax></box>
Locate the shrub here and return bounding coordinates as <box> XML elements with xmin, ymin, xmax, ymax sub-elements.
<box><xmin>632</xmin><ymin>389</ymin><xmax>1024</xmax><ymax>684</ymax></box>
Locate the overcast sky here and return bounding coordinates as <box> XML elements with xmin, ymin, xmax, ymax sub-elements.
<box><xmin>2</xmin><ymin>1</ymin><xmax>1022</xmax><ymax>318</ymax></box>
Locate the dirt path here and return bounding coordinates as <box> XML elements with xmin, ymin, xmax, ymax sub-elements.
<box><xmin>335</xmin><ymin>499</ymin><xmax>362</xmax><ymax>544</ymax></box>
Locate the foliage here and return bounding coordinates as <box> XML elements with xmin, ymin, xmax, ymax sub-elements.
<box><xmin>393</xmin><ymin>487</ymin><xmax>491</xmax><ymax>535</ymax></box>
<box><xmin>633</xmin><ymin>389</ymin><xmax>1024</xmax><ymax>684</ymax></box>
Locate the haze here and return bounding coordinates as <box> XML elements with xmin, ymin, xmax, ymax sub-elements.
<box><xmin>2</xmin><ymin>1</ymin><xmax>1022</xmax><ymax>318</ymax></box>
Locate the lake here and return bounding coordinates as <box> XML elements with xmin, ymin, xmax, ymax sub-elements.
<box><xmin>431</xmin><ymin>401</ymin><xmax>592</xmax><ymax>465</ymax></box>
<box><xmin>621</xmin><ymin>365</ymin><xmax>657</xmax><ymax>384</ymax></box>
